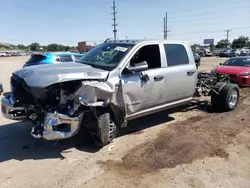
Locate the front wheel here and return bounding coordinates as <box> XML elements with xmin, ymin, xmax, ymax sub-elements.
<box><xmin>96</xmin><ymin>111</ymin><xmax>118</xmax><ymax>147</ymax></box>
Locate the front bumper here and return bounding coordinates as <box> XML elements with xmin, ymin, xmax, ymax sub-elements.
<box><xmin>1</xmin><ymin>94</ymin><xmax>26</xmax><ymax>120</ymax></box>
<box><xmin>230</xmin><ymin>76</ymin><xmax>250</xmax><ymax>86</ymax></box>
<box><xmin>31</xmin><ymin>112</ymin><xmax>84</xmax><ymax>140</ymax></box>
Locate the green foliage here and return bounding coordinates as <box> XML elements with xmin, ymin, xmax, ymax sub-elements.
<box><xmin>232</xmin><ymin>36</ymin><xmax>249</xmax><ymax>49</ymax></box>
<box><xmin>209</xmin><ymin>44</ymin><xmax>216</xmax><ymax>50</ymax></box>
<box><xmin>29</xmin><ymin>42</ymin><xmax>40</xmax><ymax>51</ymax></box>
<box><xmin>216</xmin><ymin>39</ymin><xmax>230</xmax><ymax>48</ymax></box>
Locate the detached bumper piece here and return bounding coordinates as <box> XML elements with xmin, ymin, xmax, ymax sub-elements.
<box><xmin>1</xmin><ymin>94</ymin><xmax>26</xmax><ymax>120</ymax></box>
<box><xmin>31</xmin><ymin>112</ymin><xmax>83</xmax><ymax>140</ymax></box>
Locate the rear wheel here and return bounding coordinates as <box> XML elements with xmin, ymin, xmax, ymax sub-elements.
<box><xmin>211</xmin><ymin>83</ymin><xmax>240</xmax><ymax>111</ymax></box>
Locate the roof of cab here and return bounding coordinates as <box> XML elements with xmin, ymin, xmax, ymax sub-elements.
<box><xmin>32</xmin><ymin>52</ymin><xmax>82</xmax><ymax>57</ymax></box>
<box><xmin>105</xmin><ymin>39</ymin><xmax>190</xmax><ymax>45</ymax></box>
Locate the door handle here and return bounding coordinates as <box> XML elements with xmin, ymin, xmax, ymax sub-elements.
<box><xmin>187</xmin><ymin>70</ymin><xmax>196</xmax><ymax>76</ymax></box>
<box><xmin>154</xmin><ymin>75</ymin><xmax>164</xmax><ymax>81</ymax></box>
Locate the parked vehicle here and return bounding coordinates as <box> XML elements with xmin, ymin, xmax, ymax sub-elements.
<box><xmin>204</xmin><ymin>49</ymin><xmax>212</xmax><ymax>57</ymax></box>
<box><xmin>193</xmin><ymin>52</ymin><xmax>201</xmax><ymax>68</ymax></box>
<box><xmin>0</xmin><ymin>81</ymin><xmax>3</xmax><ymax>95</ymax></box>
<box><xmin>23</xmin><ymin>52</ymin><xmax>84</xmax><ymax>67</ymax></box>
<box><xmin>198</xmin><ymin>51</ymin><xmax>205</xmax><ymax>57</ymax></box>
<box><xmin>212</xmin><ymin>56</ymin><xmax>250</xmax><ymax>86</ymax></box>
<box><xmin>219</xmin><ymin>49</ymin><xmax>231</xmax><ymax>57</ymax></box>
<box><xmin>0</xmin><ymin>52</ymin><xmax>8</xmax><ymax>57</ymax></box>
<box><xmin>229</xmin><ymin>49</ymin><xmax>241</xmax><ymax>57</ymax></box>
<box><xmin>240</xmin><ymin>49</ymin><xmax>250</xmax><ymax>56</ymax></box>
<box><xmin>1</xmin><ymin>39</ymin><xmax>240</xmax><ymax>146</ymax></box>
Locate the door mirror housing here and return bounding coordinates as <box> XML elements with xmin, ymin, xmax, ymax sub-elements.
<box><xmin>127</xmin><ymin>61</ymin><xmax>148</xmax><ymax>72</ymax></box>
<box><xmin>219</xmin><ymin>62</ymin><xmax>223</xmax><ymax>65</ymax></box>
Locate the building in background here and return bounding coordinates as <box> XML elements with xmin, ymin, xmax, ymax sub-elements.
<box><xmin>78</xmin><ymin>41</ymin><xmax>101</xmax><ymax>53</ymax></box>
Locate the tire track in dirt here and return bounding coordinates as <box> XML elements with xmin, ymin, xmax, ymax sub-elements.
<box><xmin>98</xmin><ymin>89</ymin><xmax>250</xmax><ymax>175</ymax></box>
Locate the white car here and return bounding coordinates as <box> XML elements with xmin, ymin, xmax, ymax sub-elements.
<box><xmin>0</xmin><ymin>52</ymin><xmax>8</xmax><ymax>57</ymax></box>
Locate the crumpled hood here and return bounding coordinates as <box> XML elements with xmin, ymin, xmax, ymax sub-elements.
<box><xmin>215</xmin><ymin>66</ymin><xmax>250</xmax><ymax>75</ymax></box>
<box><xmin>13</xmin><ymin>62</ymin><xmax>109</xmax><ymax>88</ymax></box>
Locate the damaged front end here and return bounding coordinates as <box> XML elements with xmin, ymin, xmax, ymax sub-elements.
<box><xmin>1</xmin><ymin>74</ymin><xmax>126</xmax><ymax>141</ymax></box>
<box><xmin>31</xmin><ymin>112</ymin><xmax>83</xmax><ymax>140</ymax></box>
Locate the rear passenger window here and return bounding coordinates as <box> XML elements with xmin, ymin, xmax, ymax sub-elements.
<box><xmin>60</xmin><ymin>55</ymin><xmax>73</xmax><ymax>62</ymax></box>
<box><xmin>164</xmin><ymin>44</ymin><xmax>189</xmax><ymax>66</ymax></box>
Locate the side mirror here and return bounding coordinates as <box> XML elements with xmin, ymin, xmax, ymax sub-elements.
<box><xmin>219</xmin><ymin>62</ymin><xmax>223</xmax><ymax>65</ymax></box>
<box><xmin>127</xmin><ymin>61</ymin><xmax>148</xmax><ymax>72</ymax></box>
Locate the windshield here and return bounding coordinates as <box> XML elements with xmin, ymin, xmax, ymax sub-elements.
<box><xmin>77</xmin><ymin>43</ymin><xmax>134</xmax><ymax>70</ymax></box>
<box><xmin>223</xmin><ymin>58</ymin><xmax>250</xmax><ymax>66</ymax></box>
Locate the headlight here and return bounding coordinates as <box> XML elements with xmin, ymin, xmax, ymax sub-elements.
<box><xmin>239</xmin><ymin>72</ymin><xmax>249</xmax><ymax>76</ymax></box>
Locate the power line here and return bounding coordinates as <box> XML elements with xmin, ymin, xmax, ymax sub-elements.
<box><xmin>167</xmin><ymin>0</ymin><xmax>246</xmax><ymax>16</ymax></box>
<box><xmin>170</xmin><ymin>26</ymin><xmax>250</xmax><ymax>36</ymax></box>
<box><xmin>168</xmin><ymin>8</ymin><xmax>250</xmax><ymax>21</ymax></box>
<box><xmin>111</xmin><ymin>0</ymin><xmax>117</xmax><ymax>41</ymax></box>
<box><xmin>170</xmin><ymin>17</ymin><xmax>250</xmax><ymax>30</ymax></box>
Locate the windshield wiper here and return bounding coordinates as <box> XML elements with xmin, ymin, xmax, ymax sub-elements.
<box><xmin>78</xmin><ymin>61</ymin><xmax>112</xmax><ymax>71</ymax></box>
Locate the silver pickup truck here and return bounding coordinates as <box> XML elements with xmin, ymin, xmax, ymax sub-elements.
<box><xmin>1</xmin><ymin>39</ymin><xmax>240</xmax><ymax>146</ymax></box>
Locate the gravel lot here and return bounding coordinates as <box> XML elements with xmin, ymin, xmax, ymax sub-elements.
<box><xmin>1</xmin><ymin>56</ymin><xmax>250</xmax><ymax>188</ymax></box>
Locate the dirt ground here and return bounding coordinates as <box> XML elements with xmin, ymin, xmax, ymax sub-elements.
<box><xmin>1</xmin><ymin>56</ymin><xmax>250</xmax><ymax>188</ymax></box>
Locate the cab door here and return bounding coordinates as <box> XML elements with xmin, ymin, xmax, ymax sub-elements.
<box><xmin>161</xmin><ymin>43</ymin><xmax>197</xmax><ymax>102</ymax></box>
<box><xmin>120</xmin><ymin>44</ymin><xmax>167</xmax><ymax>118</ymax></box>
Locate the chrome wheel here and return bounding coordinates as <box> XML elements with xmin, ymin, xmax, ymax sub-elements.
<box><xmin>109</xmin><ymin>120</ymin><xmax>117</xmax><ymax>141</ymax></box>
<box><xmin>228</xmin><ymin>89</ymin><xmax>238</xmax><ymax>109</ymax></box>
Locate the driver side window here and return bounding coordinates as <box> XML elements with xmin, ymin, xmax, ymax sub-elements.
<box><xmin>129</xmin><ymin>44</ymin><xmax>161</xmax><ymax>69</ymax></box>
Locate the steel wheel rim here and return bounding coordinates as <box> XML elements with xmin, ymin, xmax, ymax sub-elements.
<box><xmin>109</xmin><ymin>120</ymin><xmax>116</xmax><ymax>141</ymax></box>
<box><xmin>229</xmin><ymin>89</ymin><xmax>238</xmax><ymax>108</ymax></box>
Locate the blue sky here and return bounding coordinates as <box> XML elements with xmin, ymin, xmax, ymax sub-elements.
<box><xmin>1</xmin><ymin>0</ymin><xmax>250</xmax><ymax>46</ymax></box>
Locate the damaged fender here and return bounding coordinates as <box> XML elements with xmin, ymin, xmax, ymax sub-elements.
<box><xmin>74</xmin><ymin>79</ymin><xmax>126</xmax><ymax>127</ymax></box>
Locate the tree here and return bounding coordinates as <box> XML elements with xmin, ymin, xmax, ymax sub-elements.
<box><xmin>17</xmin><ymin>44</ymin><xmax>26</xmax><ymax>50</ymax></box>
<box><xmin>216</xmin><ymin>39</ymin><xmax>230</xmax><ymax>48</ymax></box>
<box><xmin>29</xmin><ymin>42</ymin><xmax>40</xmax><ymax>51</ymax></box>
<box><xmin>209</xmin><ymin>44</ymin><xmax>216</xmax><ymax>50</ymax></box>
<box><xmin>47</xmin><ymin>43</ymin><xmax>60</xmax><ymax>51</ymax></box>
<box><xmin>65</xmin><ymin>46</ymin><xmax>70</xmax><ymax>51</ymax></box>
<box><xmin>232</xmin><ymin>36</ymin><xmax>249</xmax><ymax>49</ymax></box>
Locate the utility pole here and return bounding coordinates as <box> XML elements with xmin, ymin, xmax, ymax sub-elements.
<box><xmin>225</xmin><ymin>29</ymin><xmax>231</xmax><ymax>48</ymax></box>
<box><xmin>163</xmin><ymin>13</ymin><xmax>170</xmax><ymax>39</ymax></box>
<box><xmin>163</xmin><ymin>17</ymin><xmax>166</xmax><ymax>39</ymax></box>
<box><xmin>111</xmin><ymin>1</ymin><xmax>117</xmax><ymax>41</ymax></box>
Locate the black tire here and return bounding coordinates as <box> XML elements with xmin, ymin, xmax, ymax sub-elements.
<box><xmin>211</xmin><ymin>83</ymin><xmax>240</xmax><ymax>111</ymax></box>
<box><xmin>96</xmin><ymin>111</ymin><xmax>117</xmax><ymax>147</ymax></box>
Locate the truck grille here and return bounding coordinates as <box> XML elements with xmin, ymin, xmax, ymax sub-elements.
<box><xmin>11</xmin><ymin>75</ymin><xmax>34</xmax><ymax>104</ymax></box>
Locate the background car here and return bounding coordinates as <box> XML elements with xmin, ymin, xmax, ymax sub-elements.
<box><xmin>229</xmin><ymin>49</ymin><xmax>241</xmax><ymax>57</ymax></box>
<box><xmin>240</xmin><ymin>49</ymin><xmax>250</xmax><ymax>56</ymax></box>
<box><xmin>0</xmin><ymin>52</ymin><xmax>8</xmax><ymax>57</ymax></box>
<box><xmin>219</xmin><ymin>49</ymin><xmax>231</xmax><ymax>57</ymax></box>
<box><xmin>213</xmin><ymin>56</ymin><xmax>250</xmax><ymax>86</ymax></box>
<box><xmin>23</xmin><ymin>52</ymin><xmax>84</xmax><ymax>67</ymax></box>
<box><xmin>193</xmin><ymin>52</ymin><xmax>201</xmax><ymax>67</ymax></box>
